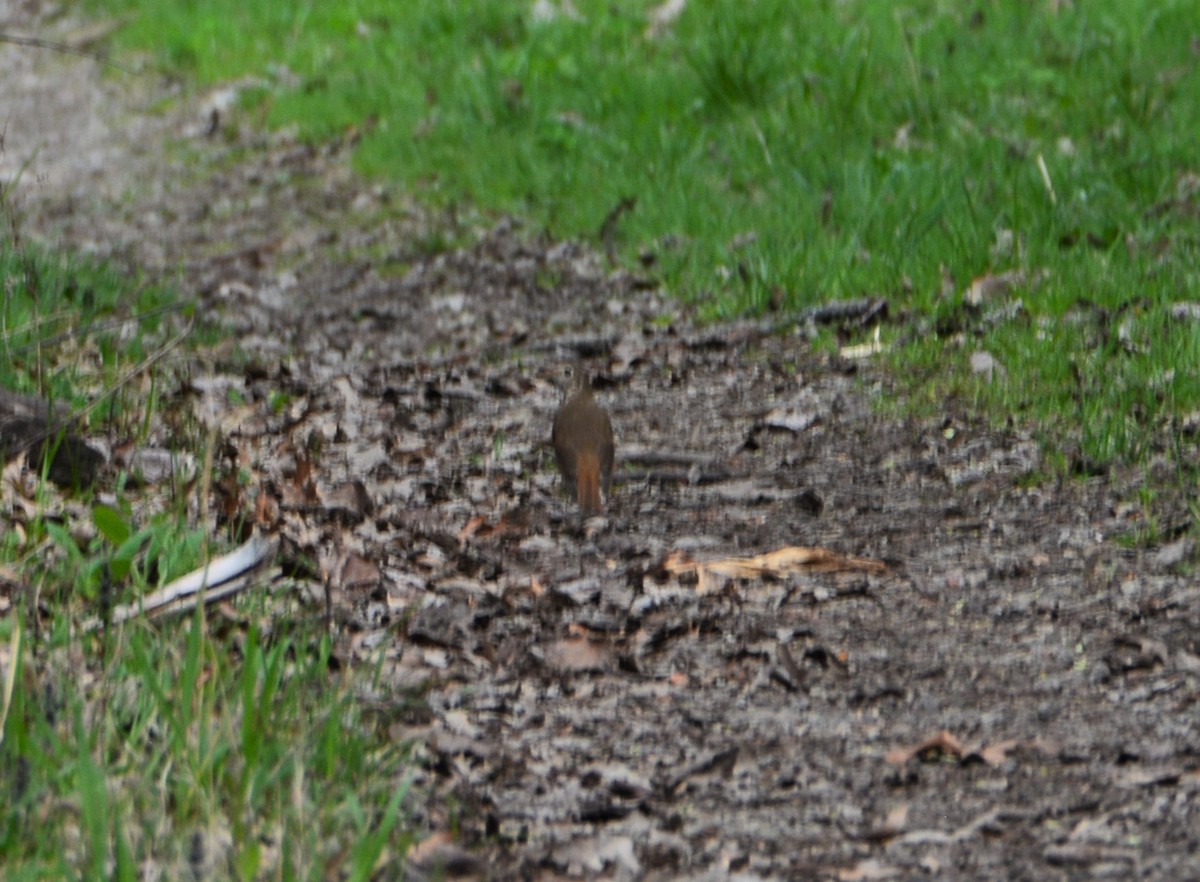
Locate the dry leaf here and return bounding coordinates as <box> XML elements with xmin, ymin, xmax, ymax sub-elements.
<box><xmin>253</xmin><ymin>486</ymin><xmax>278</xmax><ymax>527</ymax></box>
<box><xmin>457</xmin><ymin>515</ymin><xmax>486</xmax><ymax>542</ymax></box>
<box><xmin>837</xmin><ymin>858</ymin><xmax>902</xmax><ymax>880</ymax></box>
<box><xmin>460</xmin><ymin>513</ymin><xmax>527</xmax><ymax>543</ymax></box>
<box><xmin>963</xmin><ymin>269</ymin><xmax>1024</xmax><ymax>306</ymax></box>
<box><xmin>885</xmin><ymin>730</ymin><xmax>966</xmax><ymax>765</ymax></box>
<box><xmin>762</xmin><ymin>405</ymin><xmax>819</xmax><ymax>433</ymax></box>
<box><xmin>666</xmin><ymin>545</ymin><xmax>886</xmax><ymax>594</ymax></box>
<box><xmin>405</xmin><ymin>830</ymin><xmax>484</xmax><ymax>880</ymax></box>
<box><xmin>840</xmin><ymin>326</ymin><xmax>885</xmax><ymax>359</ymax></box>
<box><xmin>857</xmin><ymin>803</ymin><xmax>910</xmax><ymax>844</ymax></box>
<box><xmin>545</xmin><ymin>637</ymin><xmax>611</xmax><ymax>673</ymax></box>
<box><xmin>962</xmin><ymin>268</ymin><xmax>1046</xmax><ymax>307</ymax></box>
<box><xmin>325</xmin><ymin>480</ymin><xmax>373</xmax><ymax>521</ymax></box>
<box><xmin>977</xmin><ymin>738</ymin><xmax>1021</xmax><ymax>766</ymax></box>
<box><xmin>293</xmin><ymin>450</ymin><xmax>316</xmax><ymax>492</ymax></box>
<box><xmin>646</xmin><ymin>0</ymin><xmax>687</xmax><ymax>38</ymax></box>
<box><xmin>962</xmin><ymin>737</ymin><xmax>1055</xmax><ymax>767</ymax></box>
<box><xmin>339</xmin><ymin>552</ymin><xmax>381</xmax><ymax>591</ymax></box>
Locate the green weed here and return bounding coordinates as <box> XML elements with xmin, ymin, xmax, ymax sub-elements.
<box><xmin>84</xmin><ymin>0</ymin><xmax>1200</xmax><ymax>467</ymax></box>
<box><xmin>0</xmin><ymin>605</ymin><xmax>412</xmax><ymax>878</ymax></box>
<box><xmin>0</xmin><ymin>226</ymin><xmax>416</xmax><ymax>876</ymax></box>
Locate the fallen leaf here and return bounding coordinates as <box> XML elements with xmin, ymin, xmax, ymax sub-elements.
<box><xmin>837</xmin><ymin>858</ymin><xmax>901</xmax><ymax>880</ymax></box>
<box><xmin>118</xmin><ymin>446</ymin><xmax>195</xmax><ymax>485</ymax></box>
<box><xmin>665</xmin><ymin>545</ymin><xmax>887</xmax><ymax>594</ymax></box>
<box><xmin>969</xmin><ymin>350</ymin><xmax>1004</xmax><ymax>382</ymax></box>
<box><xmin>405</xmin><ymin>831</ymin><xmax>485</xmax><ymax>880</ymax></box>
<box><xmin>339</xmin><ymin>552</ymin><xmax>381</xmax><ymax>591</ymax></box>
<box><xmin>976</xmin><ymin>738</ymin><xmax>1021</xmax><ymax>766</ymax></box>
<box><xmin>293</xmin><ymin>449</ymin><xmax>315</xmax><ymax>490</ymax></box>
<box><xmin>857</xmin><ymin>804</ymin><xmax>910</xmax><ymax>843</ymax></box>
<box><xmin>763</xmin><ymin>405</ymin><xmax>819</xmax><ymax>433</ymax></box>
<box><xmin>545</xmin><ymin>637</ymin><xmax>612</xmax><ymax>673</ymax></box>
<box><xmin>645</xmin><ymin>0</ymin><xmax>687</xmax><ymax>39</ymax></box>
<box><xmin>324</xmin><ymin>479</ymin><xmax>373</xmax><ymax>522</ymax></box>
<box><xmin>553</xmin><ymin>834</ymin><xmax>640</xmax><ymax>876</ymax></box>
<box><xmin>457</xmin><ymin>515</ymin><xmax>486</xmax><ymax>542</ymax></box>
<box><xmin>840</xmin><ymin>326</ymin><xmax>885</xmax><ymax>359</ymax></box>
<box><xmin>461</xmin><ymin>508</ymin><xmax>531</xmax><ymax>544</ymax></box>
<box><xmin>962</xmin><ymin>268</ymin><xmax>1046</xmax><ymax>307</ymax></box>
<box><xmin>885</xmin><ymin>730</ymin><xmax>966</xmax><ymax>765</ymax></box>
<box><xmin>253</xmin><ymin>487</ymin><xmax>278</xmax><ymax>527</ymax></box>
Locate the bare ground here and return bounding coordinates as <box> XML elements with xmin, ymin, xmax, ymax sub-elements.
<box><xmin>3</xmin><ymin>6</ymin><xmax>1200</xmax><ymax>880</ymax></box>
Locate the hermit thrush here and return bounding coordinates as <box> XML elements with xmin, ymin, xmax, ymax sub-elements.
<box><xmin>551</xmin><ymin>367</ymin><xmax>614</xmax><ymax>514</ymax></box>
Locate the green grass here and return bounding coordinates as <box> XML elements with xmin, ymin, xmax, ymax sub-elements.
<box><xmin>83</xmin><ymin>0</ymin><xmax>1200</xmax><ymax>468</ymax></box>
<box><xmin>89</xmin><ymin>0</ymin><xmax>1200</xmax><ymax>299</ymax></box>
<box><xmin>0</xmin><ymin>608</ymin><xmax>412</xmax><ymax>879</ymax></box>
<box><xmin>0</xmin><ymin>230</ymin><xmax>172</xmax><ymax>406</ymax></box>
<box><xmin>0</xmin><ymin>221</ymin><xmax>416</xmax><ymax>876</ymax></box>
<box><xmin>5</xmin><ymin>2</ymin><xmax>1200</xmax><ymax>872</ymax></box>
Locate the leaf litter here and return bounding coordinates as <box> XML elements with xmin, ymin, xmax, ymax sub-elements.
<box><xmin>4</xmin><ymin>12</ymin><xmax>1200</xmax><ymax>880</ymax></box>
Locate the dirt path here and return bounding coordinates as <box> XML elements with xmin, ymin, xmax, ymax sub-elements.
<box><xmin>4</xmin><ymin>8</ymin><xmax>1200</xmax><ymax>881</ymax></box>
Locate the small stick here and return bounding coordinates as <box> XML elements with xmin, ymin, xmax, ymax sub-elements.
<box><xmin>0</xmin><ymin>31</ymin><xmax>135</xmax><ymax>74</ymax></box>
<box><xmin>81</xmin><ymin>534</ymin><xmax>278</xmax><ymax>631</ymax></box>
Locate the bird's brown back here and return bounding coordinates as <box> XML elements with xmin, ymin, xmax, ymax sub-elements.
<box><xmin>552</xmin><ymin>370</ymin><xmax>614</xmax><ymax>513</ymax></box>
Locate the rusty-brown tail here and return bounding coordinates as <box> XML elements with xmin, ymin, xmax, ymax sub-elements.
<box><xmin>575</xmin><ymin>450</ymin><xmax>603</xmax><ymax>514</ymax></box>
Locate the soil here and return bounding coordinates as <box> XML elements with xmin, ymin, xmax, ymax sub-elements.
<box><xmin>4</xmin><ymin>5</ymin><xmax>1200</xmax><ymax>880</ymax></box>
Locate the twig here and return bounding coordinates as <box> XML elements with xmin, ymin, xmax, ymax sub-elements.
<box><xmin>0</xmin><ymin>299</ymin><xmax>188</xmax><ymax>358</ymax></box>
<box><xmin>73</xmin><ymin>315</ymin><xmax>195</xmax><ymax>424</ymax></box>
<box><xmin>0</xmin><ymin>31</ymin><xmax>134</xmax><ymax>75</ymax></box>
<box><xmin>1</xmin><ymin>315</ymin><xmax>194</xmax><ymax>464</ymax></box>
<box><xmin>796</xmin><ymin>296</ymin><xmax>888</xmax><ymax>327</ymax></box>
<box><xmin>0</xmin><ymin>618</ymin><xmax>21</xmax><ymax>746</ymax></box>
<box><xmin>82</xmin><ymin>534</ymin><xmax>278</xmax><ymax>631</ymax></box>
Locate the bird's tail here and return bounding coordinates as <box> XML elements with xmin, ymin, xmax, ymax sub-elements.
<box><xmin>576</xmin><ymin>451</ymin><xmax>603</xmax><ymax>514</ymax></box>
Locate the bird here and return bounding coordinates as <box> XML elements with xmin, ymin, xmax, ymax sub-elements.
<box><xmin>551</xmin><ymin>366</ymin><xmax>614</xmax><ymax>514</ymax></box>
